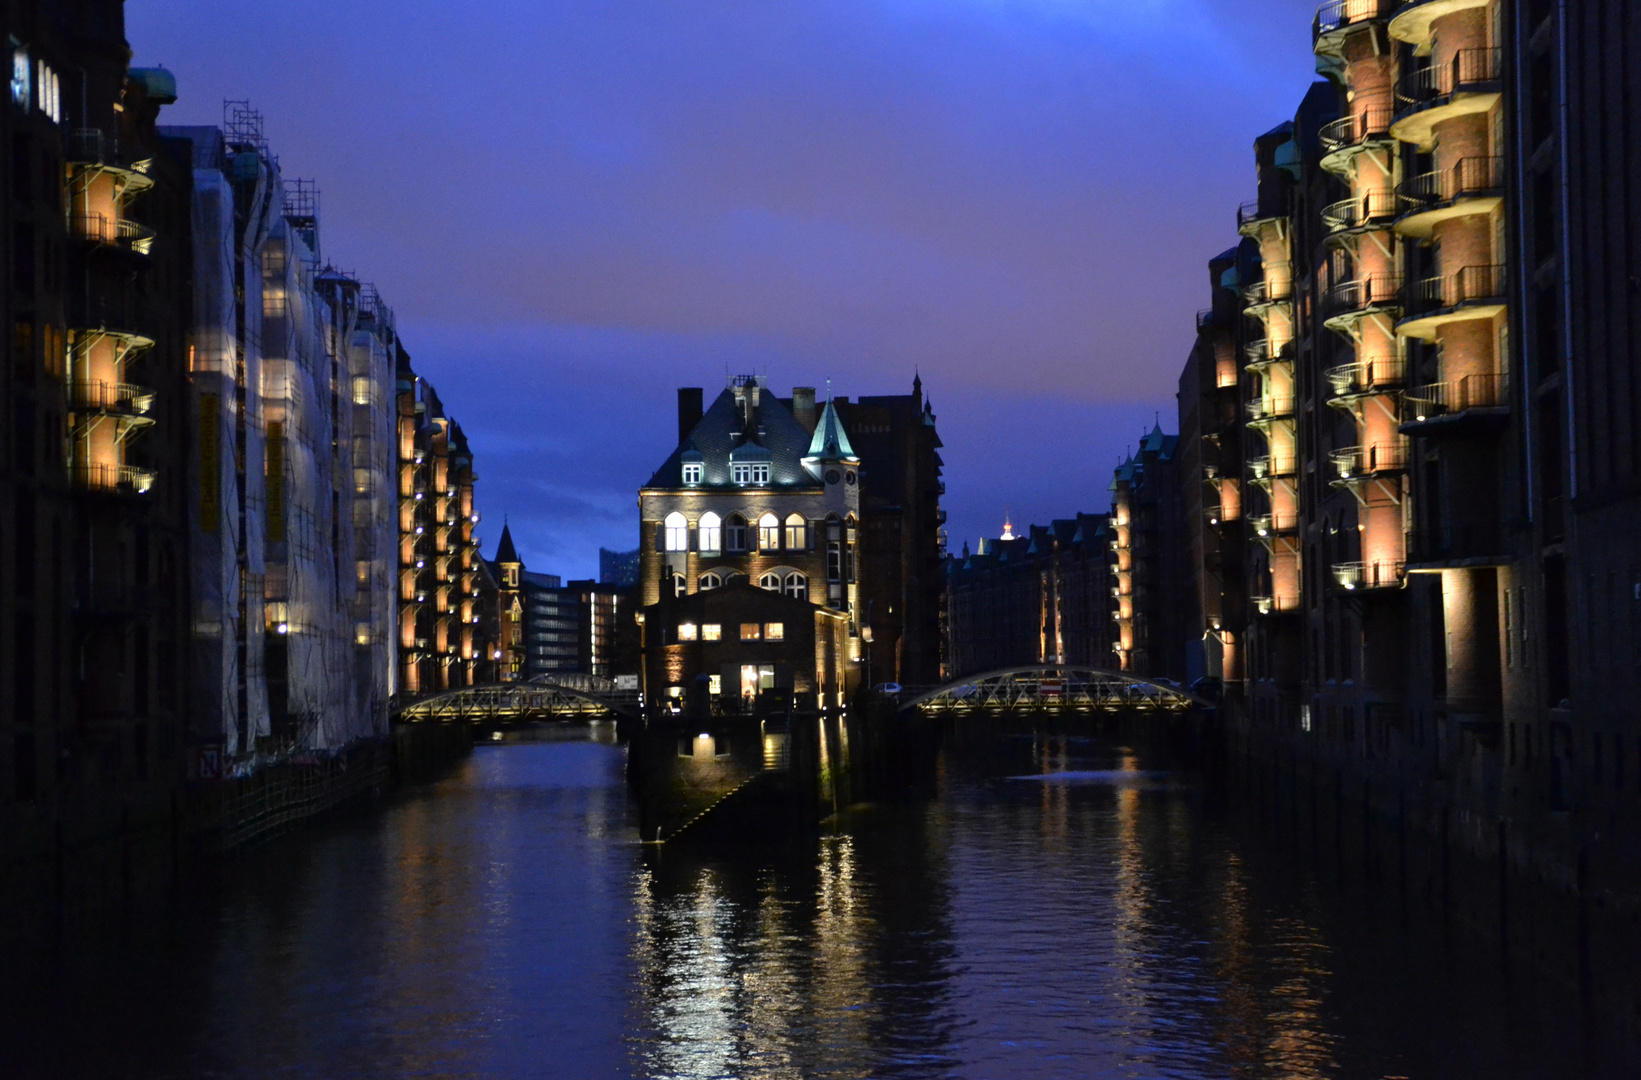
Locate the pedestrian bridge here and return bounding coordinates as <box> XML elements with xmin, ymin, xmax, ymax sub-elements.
<box><xmin>898</xmin><ymin>666</ymin><xmax>1210</xmax><ymax>715</ymax></box>
<box><xmin>393</xmin><ymin>673</ymin><xmax>641</xmax><ymax>723</ymax></box>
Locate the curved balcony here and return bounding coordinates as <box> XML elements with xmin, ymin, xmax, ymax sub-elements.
<box><xmin>1314</xmin><ymin>0</ymin><xmax>1396</xmax><ymax>56</ymax></box>
<box><xmin>64</xmin><ymin>128</ymin><xmax>156</xmax><ymax>197</ymax></box>
<box><xmin>70</xmin><ymin>212</ymin><xmax>157</xmax><ymax>255</ymax></box>
<box><xmin>1401</xmin><ymin>373</ymin><xmax>1509</xmax><ymax>434</ymax></box>
<box><xmin>1236</xmin><ymin>198</ymin><xmax>1287</xmax><ymax>238</ymax></box>
<box><xmin>1248</xmin><ymin>512</ymin><xmax>1299</xmax><ymax>540</ymax></box>
<box><xmin>1390</xmin><ymin>47</ymin><xmax>1503</xmax><ymax>148</ymax></box>
<box><xmin>1322</xmin><ymin>274</ymin><xmax>1402</xmax><ymax>332</ymax></box>
<box><xmin>1318</xmin><ymin>97</ymin><xmax>1396</xmax><ymax>177</ymax></box>
<box><xmin>1397</xmin><ymin>264</ymin><xmax>1506</xmax><ymax>339</ymax></box>
<box><xmin>1324</xmin><ymin>357</ymin><xmax>1405</xmax><ymax>406</ymax></box>
<box><xmin>71</xmin><ymin>462</ymin><xmax>155</xmax><ymax>495</ymax></box>
<box><xmin>1248</xmin><ymin>455</ymin><xmax>1297</xmax><ymax>484</ymax></box>
<box><xmin>1332</xmin><ymin>559</ymin><xmax>1405</xmax><ymax>592</ymax></box>
<box><xmin>1389</xmin><ymin>0</ymin><xmax>1492</xmax><ymax>49</ymax></box>
<box><xmin>1395</xmin><ymin>156</ymin><xmax>1503</xmax><ymax>239</ymax></box>
<box><xmin>1321</xmin><ymin>188</ymin><xmax>1397</xmax><ymax>243</ymax></box>
<box><xmin>70</xmin><ymin>380</ymin><xmax>155</xmax><ymax>416</ymax></box>
<box><xmin>1245</xmin><ymin>395</ymin><xmax>1296</xmax><ymax>429</ymax></box>
<box><xmin>1329</xmin><ymin>442</ymin><xmax>1407</xmax><ymax>485</ymax></box>
<box><xmin>1244</xmin><ymin>339</ymin><xmax>1290</xmax><ymax>375</ymax></box>
<box><xmin>1204</xmin><ymin>506</ymin><xmax>1237</xmax><ymax>529</ymax></box>
<box><xmin>1252</xmin><ymin>593</ymin><xmax>1301</xmax><ymax>616</ymax></box>
<box><xmin>1241</xmin><ymin>271</ymin><xmax>1294</xmax><ymax>320</ymax></box>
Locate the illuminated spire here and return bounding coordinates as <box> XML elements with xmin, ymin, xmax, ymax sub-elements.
<box><xmin>1000</xmin><ymin>516</ymin><xmax>1015</xmax><ymax>542</ymax></box>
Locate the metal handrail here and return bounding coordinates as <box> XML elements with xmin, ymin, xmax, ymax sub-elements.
<box><xmin>71</xmin><ymin>462</ymin><xmax>155</xmax><ymax>493</ymax></box>
<box><xmin>1315</xmin><ymin>0</ymin><xmax>1395</xmax><ymax>39</ymax></box>
<box><xmin>1325</xmin><ymin>357</ymin><xmax>1405</xmax><ymax>396</ymax></box>
<box><xmin>1330</xmin><ymin>443</ymin><xmax>1407</xmax><ymax>479</ymax></box>
<box><xmin>1249</xmin><ymin>455</ymin><xmax>1297</xmax><ymax>480</ymax></box>
<box><xmin>1395</xmin><ymin>47</ymin><xmax>1503</xmax><ymax>112</ymax></box>
<box><xmin>1242</xmin><ymin>269</ymin><xmax>1294</xmax><ymax>306</ymax></box>
<box><xmin>69</xmin><ymin>380</ymin><xmax>155</xmax><ymax>414</ymax></box>
<box><xmin>1318</xmin><ymin>96</ymin><xmax>1395</xmax><ymax>153</ymax></box>
<box><xmin>1397</xmin><ymin>156</ymin><xmax>1503</xmax><ymax>209</ymax></box>
<box><xmin>1245</xmin><ymin>395</ymin><xmax>1295</xmax><ymax>421</ymax></box>
<box><xmin>1404</xmin><ymin>264</ymin><xmax>1506</xmax><ymax>316</ymax></box>
<box><xmin>1323</xmin><ymin>274</ymin><xmax>1403</xmax><ymax>317</ymax></box>
<box><xmin>1248</xmin><ymin>513</ymin><xmax>1299</xmax><ymax>537</ymax></box>
<box><xmin>1402</xmin><ymin>373</ymin><xmax>1508</xmax><ymax>421</ymax></box>
<box><xmin>1332</xmin><ymin>559</ymin><xmax>1405</xmax><ymax>590</ymax></box>
<box><xmin>1321</xmin><ymin>189</ymin><xmax>1397</xmax><ymax>234</ymax></box>
<box><xmin>1252</xmin><ymin>593</ymin><xmax>1301</xmax><ymax>615</ymax></box>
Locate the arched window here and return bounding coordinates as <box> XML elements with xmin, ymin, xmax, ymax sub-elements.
<box><xmin>758</xmin><ymin>571</ymin><xmax>782</xmax><ymax>591</ymax></box>
<box><xmin>699</xmin><ymin>572</ymin><xmax>722</xmax><ymax>591</ymax></box>
<box><xmin>783</xmin><ymin>572</ymin><xmax>808</xmax><ymax>600</ymax></box>
<box><xmin>758</xmin><ymin>512</ymin><xmax>780</xmax><ymax>550</ymax></box>
<box><xmin>664</xmin><ymin>512</ymin><xmax>689</xmax><ymax>552</ymax></box>
<box><xmin>698</xmin><ymin>512</ymin><xmax>722</xmax><ymax>553</ymax></box>
<box><xmin>784</xmin><ymin>513</ymin><xmax>806</xmax><ymax>550</ymax></box>
<box><xmin>726</xmin><ymin>513</ymin><xmax>748</xmax><ymax>553</ymax></box>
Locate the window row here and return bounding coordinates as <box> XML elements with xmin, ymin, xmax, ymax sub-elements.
<box><xmin>672</xmin><ymin>571</ymin><xmax>809</xmax><ymax>600</ymax></box>
<box><xmin>676</xmin><ymin>621</ymin><xmax>784</xmax><ymax>642</ymax></box>
<box><xmin>664</xmin><ymin>511</ymin><xmax>855</xmax><ymax>553</ymax></box>
<box><xmin>681</xmin><ymin>463</ymin><xmax>769</xmax><ymax>486</ymax></box>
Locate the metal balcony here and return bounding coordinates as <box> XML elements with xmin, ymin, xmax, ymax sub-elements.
<box><xmin>1329</xmin><ymin>443</ymin><xmax>1407</xmax><ymax>483</ymax></box>
<box><xmin>71</xmin><ymin>462</ymin><xmax>155</xmax><ymax>494</ymax></box>
<box><xmin>64</xmin><ymin>128</ymin><xmax>156</xmax><ymax>195</ymax></box>
<box><xmin>1252</xmin><ymin>593</ymin><xmax>1301</xmax><ymax>616</ymax></box>
<box><xmin>1395</xmin><ymin>156</ymin><xmax>1504</xmax><ymax>239</ymax></box>
<box><xmin>1401</xmin><ymin>373</ymin><xmax>1509</xmax><ymax>432</ymax></box>
<box><xmin>70</xmin><ymin>380</ymin><xmax>155</xmax><ymax>416</ymax></box>
<box><xmin>1318</xmin><ymin>95</ymin><xmax>1396</xmax><ymax>176</ymax></box>
<box><xmin>1391</xmin><ymin>47</ymin><xmax>1503</xmax><ymax>148</ymax></box>
<box><xmin>1248</xmin><ymin>455</ymin><xmax>1297</xmax><ymax>483</ymax></box>
<box><xmin>1322</xmin><ymin>274</ymin><xmax>1403</xmax><ymax>331</ymax></box>
<box><xmin>1389</xmin><ymin>0</ymin><xmax>1492</xmax><ymax>50</ymax></box>
<box><xmin>1241</xmin><ymin>269</ymin><xmax>1294</xmax><ymax>313</ymax></box>
<box><xmin>1324</xmin><ymin>358</ymin><xmax>1405</xmax><ymax>405</ymax></box>
<box><xmin>1248</xmin><ymin>513</ymin><xmax>1298</xmax><ymax>539</ymax></box>
<box><xmin>1236</xmin><ymin>198</ymin><xmax>1287</xmax><ymax>237</ymax></box>
<box><xmin>1314</xmin><ymin>0</ymin><xmax>1396</xmax><ymax>51</ymax></box>
<box><xmin>1397</xmin><ymin>264</ymin><xmax>1506</xmax><ymax>339</ymax></box>
<box><xmin>1320</xmin><ymin>188</ymin><xmax>1397</xmax><ymax>241</ymax></box>
<box><xmin>1245</xmin><ymin>395</ymin><xmax>1295</xmax><ymax>426</ymax></box>
<box><xmin>1332</xmin><ymin>559</ymin><xmax>1405</xmax><ymax>591</ymax></box>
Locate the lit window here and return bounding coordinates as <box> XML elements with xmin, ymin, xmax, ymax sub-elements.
<box><xmin>34</xmin><ymin>60</ymin><xmax>57</xmax><ymax>123</ymax></box>
<box><xmin>678</xmin><ymin>622</ymin><xmax>698</xmax><ymax>642</ymax></box>
<box><xmin>725</xmin><ymin>514</ymin><xmax>748</xmax><ymax>552</ymax></box>
<box><xmin>758</xmin><ymin>513</ymin><xmax>780</xmax><ymax>550</ymax></box>
<box><xmin>682</xmin><ymin>462</ymin><xmax>703</xmax><ymax>485</ymax></box>
<box><xmin>759</xmin><ymin>572</ymin><xmax>781</xmax><ymax>591</ymax></box>
<box><xmin>698</xmin><ymin>512</ymin><xmax>721</xmax><ymax>552</ymax></box>
<box><xmin>784</xmin><ymin>513</ymin><xmax>806</xmax><ymax>549</ymax></box>
<box><xmin>703</xmin><ymin>623</ymin><xmax>722</xmax><ymax>641</ymax></box>
<box><xmin>765</xmin><ymin>622</ymin><xmax>785</xmax><ymax>641</ymax></box>
<box><xmin>752</xmin><ymin>463</ymin><xmax>769</xmax><ymax>484</ymax></box>
<box><xmin>664</xmin><ymin>511</ymin><xmax>689</xmax><ymax>551</ymax></box>
<box><xmin>708</xmin><ymin>674</ymin><xmax>722</xmax><ymax>696</ymax></box>
<box><xmin>784</xmin><ymin>573</ymin><xmax>808</xmax><ymax>601</ymax></box>
<box><xmin>731</xmin><ymin>463</ymin><xmax>751</xmax><ymax>485</ymax></box>
<box><xmin>11</xmin><ymin>47</ymin><xmax>29</xmax><ymax>108</ymax></box>
<box><xmin>699</xmin><ymin>572</ymin><xmax>722</xmax><ymax>591</ymax></box>
<box><xmin>740</xmin><ymin>623</ymin><xmax>761</xmax><ymax>641</ymax></box>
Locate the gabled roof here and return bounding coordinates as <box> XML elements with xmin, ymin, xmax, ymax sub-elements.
<box><xmin>644</xmin><ymin>386</ymin><xmax>822</xmax><ymax>489</ymax></box>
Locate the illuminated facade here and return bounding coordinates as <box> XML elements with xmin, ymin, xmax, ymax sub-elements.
<box><xmin>639</xmin><ymin>376</ymin><xmax>864</xmax><ymax>709</ymax></box>
<box><xmin>394</xmin><ymin>362</ymin><xmax>491</xmax><ymax>693</ymax></box>
<box><xmin>1179</xmin><ymin>0</ymin><xmax>1641</xmax><ymax>979</ymax></box>
<box><xmin>0</xmin><ymin>3</ymin><xmax>195</xmax><ymax>809</ymax></box>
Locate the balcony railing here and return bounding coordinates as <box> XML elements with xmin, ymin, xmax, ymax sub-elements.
<box><xmin>1332</xmin><ymin>559</ymin><xmax>1405</xmax><ymax>591</ymax></box>
<box><xmin>1318</xmin><ymin>96</ymin><xmax>1395</xmax><ymax>155</ymax></box>
<box><xmin>1395</xmin><ymin>47</ymin><xmax>1503</xmax><ymax>114</ymax></box>
<box><xmin>71</xmin><ymin>462</ymin><xmax>155</xmax><ymax>494</ymax></box>
<box><xmin>1315</xmin><ymin>0</ymin><xmax>1395</xmax><ymax>41</ymax></box>
<box><xmin>1402</xmin><ymin>373</ymin><xmax>1509</xmax><ymax>422</ymax></box>
<box><xmin>1245</xmin><ymin>337</ymin><xmax>1273</xmax><ymax>368</ymax></box>
<box><xmin>1321</xmin><ymin>188</ymin><xmax>1397</xmax><ymax>235</ymax></box>
<box><xmin>70</xmin><ymin>380</ymin><xmax>155</xmax><ymax>415</ymax></box>
<box><xmin>1403</xmin><ymin>264</ymin><xmax>1506</xmax><ymax>318</ymax></box>
<box><xmin>1330</xmin><ymin>443</ymin><xmax>1407</xmax><ymax>480</ymax></box>
<box><xmin>1252</xmin><ymin>593</ymin><xmax>1301</xmax><ymax>615</ymax></box>
<box><xmin>1237</xmin><ymin>198</ymin><xmax>1285</xmax><ymax>232</ymax></box>
<box><xmin>1248</xmin><ymin>513</ymin><xmax>1299</xmax><ymax>538</ymax></box>
<box><xmin>1325</xmin><ymin>357</ymin><xmax>1405</xmax><ymax>397</ymax></box>
<box><xmin>1245</xmin><ymin>395</ymin><xmax>1295</xmax><ymax>422</ymax></box>
<box><xmin>1322</xmin><ymin>274</ymin><xmax>1403</xmax><ymax>319</ymax></box>
<box><xmin>1241</xmin><ymin>271</ymin><xmax>1294</xmax><ymax>307</ymax></box>
<box><xmin>1248</xmin><ymin>455</ymin><xmax>1296</xmax><ymax>480</ymax></box>
<box><xmin>1397</xmin><ymin>156</ymin><xmax>1504</xmax><ymax>211</ymax></box>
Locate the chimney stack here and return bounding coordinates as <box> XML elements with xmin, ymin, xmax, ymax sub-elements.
<box><xmin>792</xmin><ymin>387</ymin><xmax>817</xmax><ymax>432</ymax></box>
<box><xmin>677</xmin><ymin>387</ymin><xmax>703</xmax><ymax>444</ymax></box>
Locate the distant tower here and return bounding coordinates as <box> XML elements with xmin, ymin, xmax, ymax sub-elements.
<box><xmin>1000</xmin><ymin>516</ymin><xmax>1016</xmax><ymax>542</ymax></box>
<box><xmin>495</xmin><ymin>522</ymin><xmax>524</xmax><ymax>681</ymax></box>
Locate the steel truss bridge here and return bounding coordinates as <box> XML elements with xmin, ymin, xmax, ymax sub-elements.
<box><xmin>393</xmin><ymin>673</ymin><xmax>640</xmax><ymax>723</ymax></box>
<box><xmin>899</xmin><ymin>666</ymin><xmax>1210</xmax><ymax>715</ymax></box>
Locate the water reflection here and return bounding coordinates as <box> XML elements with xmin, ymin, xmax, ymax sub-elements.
<box><xmin>1</xmin><ymin>719</ymin><xmax>1632</xmax><ymax>1079</ymax></box>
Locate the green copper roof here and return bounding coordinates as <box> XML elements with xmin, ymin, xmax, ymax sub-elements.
<box><xmin>806</xmin><ymin>398</ymin><xmax>857</xmax><ymax>461</ymax></box>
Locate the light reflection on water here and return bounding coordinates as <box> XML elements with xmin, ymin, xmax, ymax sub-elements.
<box><xmin>1</xmin><ymin>721</ymin><xmax>1630</xmax><ymax>1079</ymax></box>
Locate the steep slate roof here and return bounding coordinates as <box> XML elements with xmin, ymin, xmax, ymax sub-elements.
<box><xmin>645</xmin><ymin>386</ymin><xmax>826</xmax><ymax>489</ymax></box>
<box><xmin>806</xmin><ymin>398</ymin><xmax>857</xmax><ymax>461</ymax></box>
<box><xmin>495</xmin><ymin>522</ymin><xmax>519</xmax><ymax>564</ymax></box>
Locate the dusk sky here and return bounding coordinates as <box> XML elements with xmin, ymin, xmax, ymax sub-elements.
<box><xmin>128</xmin><ymin>0</ymin><xmax>1323</xmax><ymax>580</ymax></box>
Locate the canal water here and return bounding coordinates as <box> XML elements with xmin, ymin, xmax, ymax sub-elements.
<box><xmin>4</xmin><ymin>719</ymin><xmax>1633</xmax><ymax>1079</ymax></box>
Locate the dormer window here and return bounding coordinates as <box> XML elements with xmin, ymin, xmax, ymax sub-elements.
<box><xmin>682</xmin><ymin>462</ymin><xmax>703</xmax><ymax>485</ymax></box>
<box><xmin>731</xmin><ymin>463</ymin><xmax>769</xmax><ymax>485</ymax></box>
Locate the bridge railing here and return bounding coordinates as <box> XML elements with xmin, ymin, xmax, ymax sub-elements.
<box><xmin>900</xmin><ymin>666</ymin><xmax>1210</xmax><ymax>714</ymax></box>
